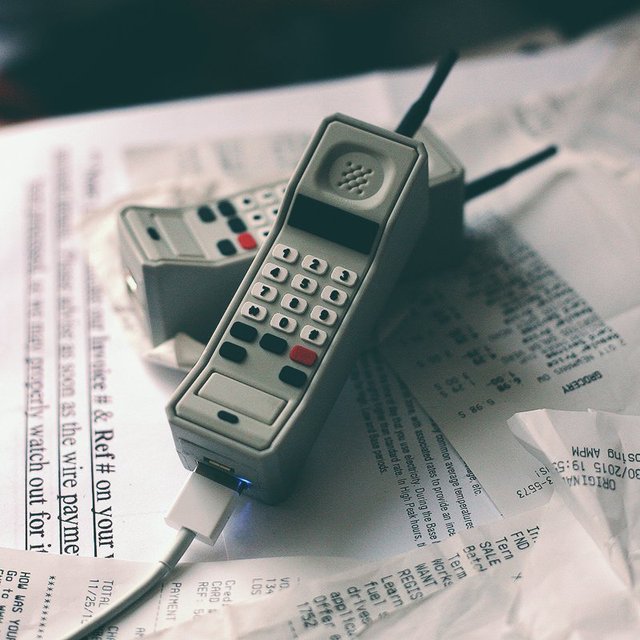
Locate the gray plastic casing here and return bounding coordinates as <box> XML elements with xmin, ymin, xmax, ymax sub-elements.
<box><xmin>165</xmin><ymin>113</ymin><xmax>429</xmax><ymax>503</ymax></box>
<box><xmin>117</xmin><ymin>126</ymin><xmax>463</xmax><ymax>346</ymax></box>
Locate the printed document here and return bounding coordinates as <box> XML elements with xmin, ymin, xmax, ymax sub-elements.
<box><xmin>1</xmin><ymin>13</ymin><xmax>639</xmax><ymax>638</ymax></box>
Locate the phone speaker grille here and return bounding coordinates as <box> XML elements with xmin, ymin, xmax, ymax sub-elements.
<box><xmin>336</xmin><ymin>160</ymin><xmax>374</xmax><ymax>197</ymax></box>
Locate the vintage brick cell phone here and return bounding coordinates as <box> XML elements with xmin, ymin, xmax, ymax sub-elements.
<box><xmin>166</xmin><ymin>114</ymin><xmax>429</xmax><ymax>503</ymax></box>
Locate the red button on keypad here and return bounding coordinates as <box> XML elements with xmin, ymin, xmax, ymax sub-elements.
<box><xmin>238</xmin><ymin>232</ymin><xmax>257</xmax><ymax>250</ymax></box>
<box><xmin>289</xmin><ymin>345</ymin><xmax>317</xmax><ymax>367</ymax></box>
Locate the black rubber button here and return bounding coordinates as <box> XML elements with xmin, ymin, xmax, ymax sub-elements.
<box><xmin>217</xmin><ymin>410</ymin><xmax>239</xmax><ymax>424</ymax></box>
<box><xmin>230</xmin><ymin>321</ymin><xmax>258</xmax><ymax>343</ymax></box>
<box><xmin>147</xmin><ymin>227</ymin><xmax>161</xmax><ymax>240</ymax></box>
<box><xmin>219</xmin><ymin>341</ymin><xmax>247</xmax><ymax>363</ymax></box>
<box><xmin>279</xmin><ymin>365</ymin><xmax>307</xmax><ymax>388</ymax></box>
<box><xmin>217</xmin><ymin>239</ymin><xmax>237</xmax><ymax>256</ymax></box>
<box><xmin>260</xmin><ymin>333</ymin><xmax>288</xmax><ymax>355</ymax></box>
<box><xmin>228</xmin><ymin>217</ymin><xmax>247</xmax><ymax>233</ymax></box>
<box><xmin>218</xmin><ymin>200</ymin><xmax>236</xmax><ymax>217</ymax></box>
<box><xmin>198</xmin><ymin>205</ymin><xmax>216</xmax><ymax>222</ymax></box>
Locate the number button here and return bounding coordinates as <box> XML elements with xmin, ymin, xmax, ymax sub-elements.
<box><xmin>232</xmin><ymin>193</ymin><xmax>256</xmax><ymax>211</ymax></box>
<box><xmin>241</xmin><ymin>302</ymin><xmax>268</xmax><ymax>322</ymax></box>
<box><xmin>230</xmin><ymin>321</ymin><xmax>258</xmax><ymax>343</ymax></box>
<box><xmin>302</xmin><ymin>255</ymin><xmax>328</xmax><ymax>275</ymax></box>
<box><xmin>301</xmin><ymin>325</ymin><xmax>327</xmax><ymax>346</ymax></box>
<box><xmin>262</xmin><ymin>262</ymin><xmax>288</xmax><ymax>283</ymax></box>
<box><xmin>251</xmin><ymin>281</ymin><xmax>278</xmax><ymax>302</ymax></box>
<box><xmin>310</xmin><ymin>305</ymin><xmax>337</xmax><ymax>326</ymax></box>
<box><xmin>281</xmin><ymin>294</ymin><xmax>307</xmax><ymax>314</ymax></box>
<box><xmin>219</xmin><ymin>342</ymin><xmax>247</xmax><ymax>363</ymax></box>
<box><xmin>259</xmin><ymin>333</ymin><xmax>288</xmax><ymax>355</ymax></box>
<box><xmin>273</xmin><ymin>244</ymin><xmax>299</xmax><ymax>264</ymax></box>
<box><xmin>292</xmin><ymin>274</ymin><xmax>318</xmax><ymax>295</ymax></box>
<box><xmin>217</xmin><ymin>239</ymin><xmax>236</xmax><ymax>256</ymax></box>
<box><xmin>270</xmin><ymin>313</ymin><xmax>297</xmax><ymax>334</ymax></box>
<box><xmin>256</xmin><ymin>227</ymin><xmax>271</xmax><ymax>244</ymax></box>
<box><xmin>257</xmin><ymin>189</ymin><xmax>277</xmax><ymax>205</ymax></box>
<box><xmin>279</xmin><ymin>366</ymin><xmax>307</xmax><ymax>388</ymax></box>
<box><xmin>321</xmin><ymin>286</ymin><xmax>348</xmax><ymax>307</ymax></box>
<box><xmin>331</xmin><ymin>267</ymin><xmax>358</xmax><ymax>287</ymax></box>
<box><xmin>246</xmin><ymin>210</ymin><xmax>266</xmax><ymax>227</ymax></box>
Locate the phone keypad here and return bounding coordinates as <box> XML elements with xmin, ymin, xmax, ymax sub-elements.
<box><xmin>133</xmin><ymin>181</ymin><xmax>287</xmax><ymax>266</ymax></box>
<box><xmin>219</xmin><ymin>239</ymin><xmax>364</xmax><ymax>396</ymax></box>
<box><xmin>203</xmin><ymin>181</ymin><xmax>287</xmax><ymax>260</ymax></box>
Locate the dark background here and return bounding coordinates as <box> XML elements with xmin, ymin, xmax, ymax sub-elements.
<box><xmin>0</xmin><ymin>0</ymin><xmax>637</xmax><ymax>121</ymax></box>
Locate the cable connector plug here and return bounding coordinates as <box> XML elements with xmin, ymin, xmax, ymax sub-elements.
<box><xmin>165</xmin><ymin>463</ymin><xmax>247</xmax><ymax>545</ymax></box>
<box><xmin>63</xmin><ymin>465</ymin><xmax>246</xmax><ymax>639</ymax></box>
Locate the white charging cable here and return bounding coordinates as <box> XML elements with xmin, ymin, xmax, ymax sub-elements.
<box><xmin>62</xmin><ymin>465</ymin><xmax>247</xmax><ymax>640</ymax></box>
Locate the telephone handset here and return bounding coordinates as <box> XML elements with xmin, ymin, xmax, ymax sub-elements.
<box><xmin>166</xmin><ymin>114</ymin><xmax>429</xmax><ymax>503</ymax></box>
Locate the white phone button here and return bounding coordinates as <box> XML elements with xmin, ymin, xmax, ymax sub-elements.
<box><xmin>281</xmin><ymin>294</ymin><xmax>307</xmax><ymax>314</ymax></box>
<box><xmin>232</xmin><ymin>193</ymin><xmax>256</xmax><ymax>211</ymax></box>
<box><xmin>301</xmin><ymin>325</ymin><xmax>327</xmax><ymax>346</ymax></box>
<box><xmin>241</xmin><ymin>302</ymin><xmax>268</xmax><ymax>322</ymax></box>
<box><xmin>273</xmin><ymin>244</ymin><xmax>299</xmax><ymax>264</ymax></box>
<box><xmin>267</xmin><ymin>205</ymin><xmax>280</xmax><ymax>219</ymax></box>
<box><xmin>251</xmin><ymin>281</ymin><xmax>278</xmax><ymax>302</ymax></box>
<box><xmin>270</xmin><ymin>313</ymin><xmax>297</xmax><ymax>334</ymax></box>
<box><xmin>311</xmin><ymin>305</ymin><xmax>337</xmax><ymax>326</ymax></box>
<box><xmin>262</xmin><ymin>262</ymin><xmax>288</xmax><ymax>283</ymax></box>
<box><xmin>255</xmin><ymin>227</ymin><xmax>271</xmax><ymax>244</ymax></box>
<box><xmin>291</xmin><ymin>274</ymin><xmax>318</xmax><ymax>295</ymax></box>
<box><xmin>256</xmin><ymin>188</ymin><xmax>277</xmax><ymax>205</ymax></box>
<box><xmin>331</xmin><ymin>266</ymin><xmax>358</xmax><ymax>287</ymax></box>
<box><xmin>302</xmin><ymin>255</ymin><xmax>328</xmax><ymax>275</ymax></box>
<box><xmin>246</xmin><ymin>210</ymin><xmax>267</xmax><ymax>228</ymax></box>
<box><xmin>321</xmin><ymin>286</ymin><xmax>348</xmax><ymax>307</ymax></box>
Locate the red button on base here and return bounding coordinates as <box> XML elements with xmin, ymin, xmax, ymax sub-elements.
<box><xmin>290</xmin><ymin>345</ymin><xmax>317</xmax><ymax>367</ymax></box>
<box><xmin>238</xmin><ymin>232</ymin><xmax>257</xmax><ymax>250</ymax></box>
